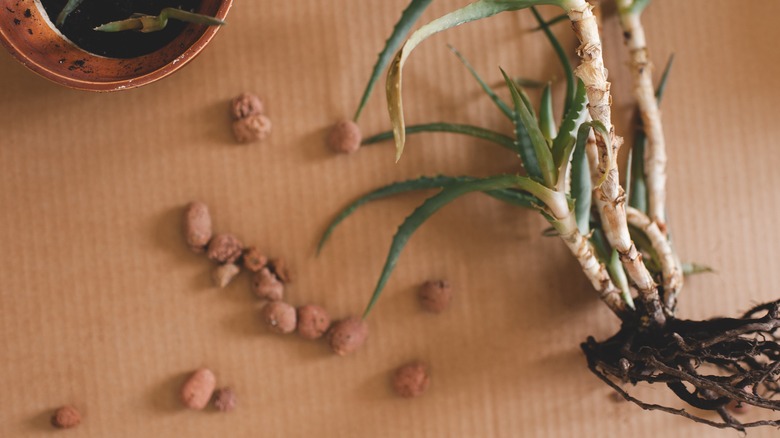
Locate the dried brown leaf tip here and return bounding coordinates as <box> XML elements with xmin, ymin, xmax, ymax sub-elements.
<box><xmin>392</xmin><ymin>361</ymin><xmax>430</xmax><ymax>398</ymax></box>
<box><xmin>328</xmin><ymin>316</ymin><xmax>368</xmax><ymax>356</ymax></box>
<box><xmin>251</xmin><ymin>267</ymin><xmax>284</xmax><ymax>301</ymax></box>
<box><xmin>261</xmin><ymin>301</ymin><xmax>297</xmax><ymax>334</ymax></box>
<box><xmin>51</xmin><ymin>405</ymin><xmax>81</xmax><ymax>429</ymax></box>
<box><xmin>183</xmin><ymin>201</ymin><xmax>212</xmax><ymax>253</ymax></box>
<box><xmin>327</xmin><ymin>120</ymin><xmax>362</xmax><ymax>154</ymax></box>
<box><xmin>418</xmin><ymin>280</ymin><xmax>453</xmax><ymax>313</ymax></box>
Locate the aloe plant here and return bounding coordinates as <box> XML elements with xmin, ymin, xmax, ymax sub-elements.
<box><xmin>55</xmin><ymin>0</ymin><xmax>223</xmax><ymax>33</ymax></box>
<box><xmin>321</xmin><ymin>0</ymin><xmax>780</xmax><ymax>431</ymax></box>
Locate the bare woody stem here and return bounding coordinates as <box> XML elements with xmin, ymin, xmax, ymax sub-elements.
<box><xmin>564</xmin><ymin>0</ymin><xmax>665</xmax><ymax>327</ymax></box>
<box><xmin>616</xmin><ymin>1</ymin><xmax>669</xmax><ymax>230</ymax></box>
<box><xmin>626</xmin><ymin>207</ymin><xmax>683</xmax><ymax>313</ymax></box>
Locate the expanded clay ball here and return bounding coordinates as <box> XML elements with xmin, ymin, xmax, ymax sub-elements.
<box><xmin>296</xmin><ymin>305</ymin><xmax>331</xmax><ymax>340</ymax></box>
<box><xmin>242</xmin><ymin>246</ymin><xmax>268</xmax><ymax>272</ymax></box>
<box><xmin>328</xmin><ymin>316</ymin><xmax>368</xmax><ymax>356</ymax></box>
<box><xmin>231</xmin><ymin>93</ymin><xmax>264</xmax><ymax>119</ymax></box>
<box><xmin>51</xmin><ymin>405</ymin><xmax>81</xmax><ymax>429</ymax></box>
<box><xmin>261</xmin><ymin>301</ymin><xmax>297</xmax><ymax>334</ymax></box>
<box><xmin>213</xmin><ymin>387</ymin><xmax>237</xmax><ymax>412</ymax></box>
<box><xmin>183</xmin><ymin>201</ymin><xmax>212</xmax><ymax>253</ymax></box>
<box><xmin>418</xmin><ymin>280</ymin><xmax>453</xmax><ymax>313</ymax></box>
<box><xmin>251</xmin><ymin>267</ymin><xmax>284</xmax><ymax>301</ymax></box>
<box><xmin>181</xmin><ymin>368</ymin><xmax>217</xmax><ymax>410</ymax></box>
<box><xmin>207</xmin><ymin>234</ymin><xmax>243</xmax><ymax>264</ymax></box>
<box><xmin>212</xmin><ymin>263</ymin><xmax>240</xmax><ymax>288</ymax></box>
<box><xmin>392</xmin><ymin>361</ymin><xmax>431</xmax><ymax>398</ymax></box>
<box><xmin>233</xmin><ymin>114</ymin><xmax>272</xmax><ymax>143</ymax></box>
<box><xmin>326</xmin><ymin>120</ymin><xmax>361</xmax><ymax>154</ymax></box>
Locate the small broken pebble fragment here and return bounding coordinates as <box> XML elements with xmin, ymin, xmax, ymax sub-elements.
<box><xmin>207</xmin><ymin>234</ymin><xmax>243</xmax><ymax>264</ymax></box>
<box><xmin>212</xmin><ymin>263</ymin><xmax>240</xmax><ymax>288</ymax></box>
<box><xmin>233</xmin><ymin>114</ymin><xmax>272</xmax><ymax>143</ymax></box>
<box><xmin>231</xmin><ymin>93</ymin><xmax>264</xmax><ymax>119</ymax></box>
<box><xmin>51</xmin><ymin>405</ymin><xmax>81</xmax><ymax>429</ymax></box>
<box><xmin>269</xmin><ymin>258</ymin><xmax>291</xmax><ymax>284</ymax></box>
<box><xmin>418</xmin><ymin>280</ymin><xmax>453</xmax><ymax>313</ymax></box>
<box><xmin>184</xmin><ymin>201</ymin><xmax>212</xmax><ymax>253</ymax></box>
<box><xmin>328</xmin><ymin>316</ymin><xmax>368</xmax><ymax>356</ymax></box>
<box><xmin>261</xmin><ymin>301</ymin><xmax>297</xmax><ymax>334</ymax></box>
<box><xmin>296</xmin><ymin>305</ymin><xmax>331</xmax><ymax>340</ymax></box>
<box><xmin>251</xmin><ymin>267</ymin><xmax>284</xmax><ymax>301</ymax></box>
<box><xmin>181</xmin><ymin>368</ymin><xmax>217</xmax><ymax>410</ymax></box>
<box><xmin>212</xmin><ymin>387</ymin><xmax>237</xmax><ymax>412</ymax></box>
<box><xmin>326</xmin><ymin>120</ymin><xmax>361</xmax><ymax>154</ymax></box>
<box><xmin>392</xmin><ymin>361</ymin><xmax>431</xmax><ymax>398</ymax></box>
<box><xmin>242</xmin><ymin>246</ymin><xmax>268</xmax><ymax>272</ymax></box>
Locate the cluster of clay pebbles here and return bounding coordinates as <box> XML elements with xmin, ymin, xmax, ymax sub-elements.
<box><xmin>230</xmin><ymin>93</ymin><xmax>272</xmax><ymax>143</ymax></box>
<box><xmin>183</xmin><ymin>201</ymin><xmax>370</xmax><ymax>356</ymax></box>
<box><xmin>180</xmin><ymin>367</ymin><xmax>237</xmax><ymax>412</ymax></box>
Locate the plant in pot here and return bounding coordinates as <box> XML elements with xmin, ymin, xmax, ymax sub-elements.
<box><xmin>319</xmin><ymin>0</ymin><xmax>780</xmax><ymax>431</ymax></box>
<box><xmin>0</xmin><ymin>0</ymin><xmax>231</xmax><ymax>90</ymax></box>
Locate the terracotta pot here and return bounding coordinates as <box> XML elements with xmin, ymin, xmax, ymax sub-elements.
<box><xmin>0</xmin><ymin>0</ymin><xmax>232</xmax><ymax>91</ymax></box>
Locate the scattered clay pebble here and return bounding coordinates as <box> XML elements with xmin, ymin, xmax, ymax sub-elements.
<box><xmin>212</xmin><ymin>263</ymin><xmax>240</xmax><ymax>288</ymax></box>
<box><xmin>242</xmin><ymin>246</ymin><xmax>268</xmax><ymax>272</ymax></box>
<box><xmin>326</xmin><ymin>120</ymin><xmax>361</xmax><ymax>154</ymax></box>
<box><xmin>296</xmin><ymin>305</ymin><xmax>331</xmax><ymax>340</ymax></box>
<box><xmin>212</xmin><ymin>387</ymin><xmax>237</xmax><ymax>412</ymax></box>
<box><xmin>233</xmin><ymin>114</ymin><xmax>272</xmax><ymax>143</ymax></box>
<box><xmin>181</xmin><ymin>368</ymin><xmax>217</xmax><ymax>410</ymax></box>
<box><xmin>251</xmin><ymin>267</ymin><xmax>284</xmax><ymax>301</ymax></box>
<box><xmin>418</xmin><ymin>280</ymin><xmax>453</xmax><ymax>313</ymax></box>
<box><xmin>231</xmin><ymin>93</ymin><xmax>264</xmax><ymax>119</ymax></box>
<box><xmin>184</xmin><ymin>201</ymin><xmax>212</xmax><ymax>253</ymax></box>
<box><xmin>269</xmin><ymin>258</ymin><xmax>292</xmax><ymax>284</ymax></box>
<box><xmin>328</xmin><ymin>316</ymin><xmax>368</xmax><ymax>356</ymax></box>
<box><xmin>392</xmin><ymin>361</ymin><xmax>431</xmax><ymax>398</ymax></box>
<box><xmin>51</xmin><ymin>405</ymin><xmax>81</xmax><ymax>429</ymax></box>
<box><xmin>207</xmin><ymin>233</ymin><xmax>243</xmax><ymax>264</ymax></box>
<box><xmin>261</xmin><ymin>301</ymin><xmax>297</xmax><ymax>334</ymax></box>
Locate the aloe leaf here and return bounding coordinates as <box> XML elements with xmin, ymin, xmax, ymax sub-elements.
<box><xmin>56</xmin><ymin>0</ymin><xmax>85</xmax><ymax>27</ymax></box>
<box><xmin>591</xmin><ymin>230</ymin><xmax>635</xmax><ymax>309</ymax></box>
<box><xmin>95</xmin><ymin>8</ymin><xmax>224</xmax><ymax>32</ymax></box>
<box><xmin>531</xmin><ymin>12</ymin><xmax>567</xmax><ymax>30</ymax></box>
<box><xmin>353</xmin><ymin>0</ymin><xmax>433</xmax><ymax>121</ymax></box>
<box><xmin>552</xmin><ymin>79</ymin><xmax>587</xmax><ymax>178</ymax></box>
<box><xmin>681</xmin><ymin>262</ymin><xmax>715</xmax><ymax>276</ymax></box>
<box><xmin>627</xmin><ymin>54</ymin><xmax>674</xmax><ymax>212</ymax></box>
<box><xmin>448</xmin><ymin>45</ymin><xmax>514</xmax><ymax>119</ymax></box>
<box><xmin>571</xmin><ymin>121</ymin><xmax>592</xmax><ymax>234</ymax></box>
<box><xmin>361</xmin><ymin>122</ymin><xmax>517</xmax><ymax>152</ymax></box>
<box><xmin>513</xmin><ymin>77</ymin><xmax>546</xmax><ymax>88</ymax></box>
<box><xmin>363</xmin><ymin>174</ymin><xmax>554</xmax><ymax>316</ymax></box>
<box><xmin>501</xmin><ymin>69</ymin><xmax>557</xmax><ymax>187</ymax></box>
<box><xmin>484</xmin><ymin>188</ymin><xmax>538</xmax><ymax>208</ymax></box>
<box><xmin>539</xmin><ymin>83</ymin><xmax>556</xmax><ymax>141</ymax></box>
<box><xmin>530</xmin><ymin>6</ymin><xmax>575</xmax><ymax>115</ymax></box>
<box><xmin>629</xmin><ymin>0</ymin><xmax>651</xmax><ymax>14</ymax></box>
<box><xmin>387</xmin><ymin>0</ymin><xmax>563</xmax><ymax>161</ymax></box>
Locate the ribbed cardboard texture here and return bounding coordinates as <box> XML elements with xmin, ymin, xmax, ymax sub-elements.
<box><xmin>2</xmin><ymin>0</ymin><xmax>780</xmax><ymax>436</ymax></box>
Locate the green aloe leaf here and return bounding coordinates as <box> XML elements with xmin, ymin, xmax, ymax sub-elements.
<box><xmin>629</xmin><ymin>0</ymin><xmax>651</xmax><ymax>14</ymax></box>
<box><xmin>591</xmin><ymin>229</ymin><xmax>635</xmax><ymax>309</ymax></box>
<box><xmin>501</xmin><ymin>68</ymin><xmax>556</xmax><ymax>187</ymax></box>
<box><xmin>627</xmin><ymin>53</ymin><xmax>674</xmax><ymax>212</ymax></box>
<box><xmin>361</xmin><ymin>122</ymin><xmax>517</xmax><ymax>152</ymax></box>
<box><xmin>571</xmin><ymin>121</ymin><xmax>593</xmax><ymax>235</ymax></box>
<box><xmin>56</xmin><ymin>0</ymin><xmax>85</xmax><ymax>27</ymax></box>
<box><xmin>448</xmin><ymin>45</ymin><xmax>514</xmax><ymax>119</ymax></box>
<box><xmin>94</xmin><ymin>8</ymin><xmax>224</xmax><ymax>32</ymax></box>
<box><xmin>681</xmin><ymin>262</ymin><xmax>715</xmax><ymax>276</ymax></box>
<box><xmin>552</xmin><ymin>79</ymin><xmax>587</xmax><ymax>183</ymax></box>
<box><xmin>353</xmin><ymin>0</ymin><xmax>433</xmax><ymax>121</ymax></box>
<box><xmin>387</xmin><ymin>0</ymin><xmax>563</xmax><ymax>161</ymax></box>
<box><xmin>539</xmin><ymin>83</ymin><xmax>557</xmax><ymax>141</ymax></box>
<box><xmin>530</xmin><ymin>6</ymin><xmax>575</xmax><ymax>115</ymax></box>
<box><xmin>531</xmin><ymin>12</ymin><xmax>567</xmax><ymax>30</ymax></box>
<box><xmin>363</xmin><ymin>174</ymin><xmax>556</xmax><ymax>316</ymax></box>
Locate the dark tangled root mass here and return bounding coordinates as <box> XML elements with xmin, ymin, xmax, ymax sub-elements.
<box><xmin>583</xmin><ymin>300</ymin><xmax>780</xmax><ymax>431</ymax></box>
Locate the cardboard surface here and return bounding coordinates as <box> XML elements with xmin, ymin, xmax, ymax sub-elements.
<box><xmin>2</xmin><ymin>0</ymin><xmax>780</xmax><ymax>436</ymax></box>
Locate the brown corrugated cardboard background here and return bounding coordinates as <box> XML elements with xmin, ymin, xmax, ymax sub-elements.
<box><xmin>2</xmin><ymin>0</ymin><xmax>780</xmax><ymax>436</ymax></box>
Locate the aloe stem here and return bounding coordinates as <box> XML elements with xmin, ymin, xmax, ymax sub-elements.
<box><xmin>616</xmin><ymin>0</ymin><xmax>669</xmax><ymax>231</ymax></box>
<box><xmin>563</xmin><ymin>0</ymin><xmax>665</xmax><ymax>327</ymax></box>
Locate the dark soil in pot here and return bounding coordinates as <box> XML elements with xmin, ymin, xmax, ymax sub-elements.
<box><xmin>39</xmin><ymin>0</ymin><xmax>200</xmax><ymax>58</ymax></box>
